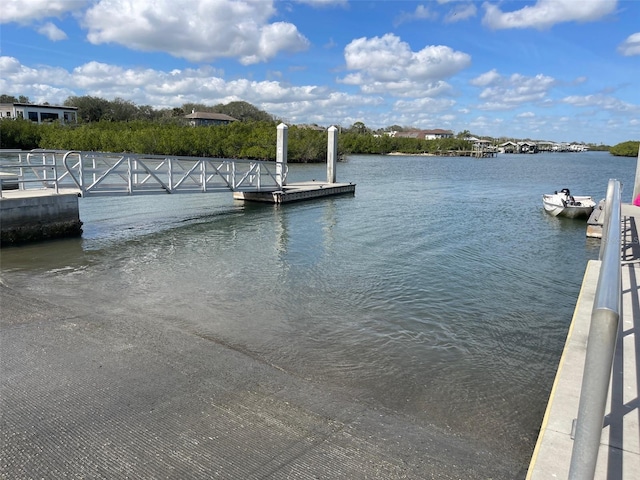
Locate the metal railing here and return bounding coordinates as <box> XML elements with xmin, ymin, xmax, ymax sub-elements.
<box><xmin>0</xmin><ymin>149</ymin><xmax>287</xmax><ymax>197</ymax></box>
<box><xmin>568</xmin><ymin>179</ymin><xmax>622</xmax><ymax>479</ymax></box>
<box><xmin>0</xmin><ymin>150</ymin><xmax>66</xmax><ymax>197</ymax></box>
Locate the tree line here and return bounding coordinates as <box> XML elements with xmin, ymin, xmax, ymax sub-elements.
<box><xmin>0</xmin><ymin>94</ymin><xmax>476</xmax><ymax>161</ymax></box>
<box><xmin>1</xmin><ymin>94</ymin><xmax>635</xmax><ymax>159</ymax></box>
<box><xmin>0</xmin><ymin>94</ymin><xmax>277</xmax><ymax>124</ymax></box>
<box><xmin>0</xmin><ymin>118</ymin><xmax>477</xmax><ymax>161</ymax></box>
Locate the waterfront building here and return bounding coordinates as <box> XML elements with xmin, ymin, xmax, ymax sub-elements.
<box><xmin>0</xmin><ymin>103</ymin><xmax>78</xmax><ymax>124</ymax></box>
<box><xmin>184</xmin><ymin>111</ymin><xmax>238</xmax><ymax>126</ymax></box>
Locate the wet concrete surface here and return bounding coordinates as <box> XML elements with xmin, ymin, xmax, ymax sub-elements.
<box><xmin>1</xmin><ymin>283</ymin><xmax>523</xmax><ymax>479</ymax></box>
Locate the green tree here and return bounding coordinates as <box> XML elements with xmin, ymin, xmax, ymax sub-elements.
<box><xmin>213</xmin><ymin>101</ymin><xmax>275</xmax><ymax>123</ymax></box>
<box><xmin>348</xmin><ymin>121</ymin><xmax>369</xmax><ymax>135</ymax></box>
<box><xmin>65</xmin><ymin>95</ymin><xmax>111</xmax><ymax>122</ymax></box>
<box><xmin>104</xmin><ymin>97</ymin><xmax>138</xmax><ymax>122</ymax></box>
<box><xmin>610</xmin><ymin>141</ymin><xmax>640</xmax><ymax>157</ymax></box>
<box><xmin>0</xmin><ymin>118</ymin><xmax>41</xmax><ymax>149</ymax></box>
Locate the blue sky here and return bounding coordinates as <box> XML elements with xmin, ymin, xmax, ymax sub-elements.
<box><xmin>1</xmin><ymin>0</ymin><xmax>638</xmax><ymax>144</ymax></box>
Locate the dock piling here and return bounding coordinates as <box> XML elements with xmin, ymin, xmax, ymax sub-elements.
<box><xmin>327</xmin><ymin>126</ymin><xmax>338</xmax><ymax>184</ymax></box>
<box><xmin>276</xmin><ymin>123</ymin><xmax>288</xmax><ymax>189</ymax></box>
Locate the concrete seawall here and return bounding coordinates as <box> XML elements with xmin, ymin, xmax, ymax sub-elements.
<box><xmin>0</xmin><ymin>189</ymin><xmax>82</xmax><ymax>246</ymax></box>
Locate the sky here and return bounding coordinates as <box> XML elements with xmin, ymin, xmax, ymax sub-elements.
<box><xmin>0</xmin><ymin>0</ymin><xmax>638</xmax><ymax>145</ymax></box>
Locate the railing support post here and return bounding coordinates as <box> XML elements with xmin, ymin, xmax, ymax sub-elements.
<box><xmin>276</xmin><ymin>123</ymin><xmax>288</xmax><ymax>189</ymax></box>
<box><xmin>633</xmin><ymin>145</ymin><xmax>640</xmax><ymax>205</ymax></box>
<box><xmin>327</xmin><ymin>126</ymin><xmax>338</xmax><ymax>184</ymax></box>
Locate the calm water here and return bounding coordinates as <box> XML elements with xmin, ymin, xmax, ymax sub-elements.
<box><xmin>1</xmin><ymin>151</ymin><xmax>636</xmax><ymax>470</ymax></box>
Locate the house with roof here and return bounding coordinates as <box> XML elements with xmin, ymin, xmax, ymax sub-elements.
<box><xmin>0</xmin><ymin>103</ymin><xmax>78</xmax><ymax>124</ymax></box>
<box><xmin>498</xmin><ymin>141</ymin><xmax>518</xmax><ymax>153</ymax></box>
<box><xmin>422</xmin><ymin>129</ymin><xmax>454</xmax><ymax>140</ymax></box>
<box><xmin>393</xmin><ymin>129</ymin><xmax>454</xmax><ymax>140</ymax></box>
<box><xmin>184</xmin><ymin>111</ymin><xmax>238</xmax><ymax>126</ymax></box>
<box><xmin>518</xmin><ymin>141</ymin><xmax>538</xmax><ymax>154</ymax></box>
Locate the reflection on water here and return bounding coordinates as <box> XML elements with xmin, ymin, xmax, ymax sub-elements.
<box><xmin>0</xmin><ymin>151</ymin><xmax>635</xmax><ymax>468</ymax></box>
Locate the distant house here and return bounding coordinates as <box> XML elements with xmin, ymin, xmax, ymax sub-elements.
<box><xmin>499</xmin><ymin>141</ymin><xmax>518</xmax><ymax>153</ymax></box>
<box><xmin>394</xmin><ymin>129</ymin><xmax>454</xmax><ymax>140</ymax></box>
<box><xmin>0</xmin><ymin>103</ymin><xmax>78</xmax><ymax>124</ymax></box>
<box><xmin>569</xmin><ymin>143</ymin><xmax>589</xmax><ymax>152</ymax></box>
<box><xmin>394</xmin><ymin>130</ymin><xmax>423</xmax><ymax>139</ymax></box>
<box><xmin>184</xmin><ymin>111</ymin><xmax>238</xmax><ymax>126</ymax></box>
<box><xmin>536</xmin><ymin>141</ymin><xmax>555</xmax><ymax>152</ymax></box>
<box><xmin>298</xmin><ymin>124</ymin><xmax>326</xmax><ymax>131</ymax></box>
<box><xmin>422</xmin><ymin>129</ymin><xmax>454</xmax><ymax>140</ymax></box>
<box><xmin>518</xmin><ymin>141</ymin><xmax>538</xmax><ymax>154</ymax></box>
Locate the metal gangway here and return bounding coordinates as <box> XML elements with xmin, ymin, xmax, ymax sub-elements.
<box><xmin>0</xmin><ymin>149</ymin><xmax>287</xmax><ymax>198</ymax></box>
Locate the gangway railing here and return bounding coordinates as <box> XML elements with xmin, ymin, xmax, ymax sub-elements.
<box><xmin>568</xmin><ymin>179</ymin><xmax>622</xmax><ymax>479</ymax></box>
<box><xmin>0</xmin><ymin>149</ymin><xmax>67</xmax><ymax>197</ymax></box>
<box><xmin>0</xmin><ymin>150</ymin><xmax>287</xmax><ymax>197</ymax></box>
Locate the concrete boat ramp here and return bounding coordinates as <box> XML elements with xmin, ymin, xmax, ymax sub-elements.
<box><xmin>0</xmin><ymin>281</ymin><xmax>519</xmax><ymax>479</ymax></box>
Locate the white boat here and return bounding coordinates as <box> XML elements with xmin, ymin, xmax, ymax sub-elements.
<box><xmin>542</xmin><ymin>188</ymin><xmax>596</xmax><ymax>218</ymax></box>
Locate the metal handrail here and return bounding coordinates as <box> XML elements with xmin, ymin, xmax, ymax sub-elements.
<box><xmin>1</xmin><ymin>150</ymin><xmax>288</xmax><ymax>197</ymax></box>
<box><xmin>568</xmin><ymin>179</ymin><xmax>622</xmax><ymax>479</ymax></box>
<box><xmin>0</xmin><ymin>150</ymin><xmax>69</xmax><ymax>197</ymax></box>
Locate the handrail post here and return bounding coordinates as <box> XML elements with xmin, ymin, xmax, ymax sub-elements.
<box><xmin>632</xmin><ymin>145</ymin><xmax>640</xmax><ymax>205</ymax></box>
<box><xmin>569</xmin><ymin>179</ymin><xmax>622</xmax><ymax>479</ymax></box>
<box><xmin>53</xmin><ymin>152</ymin><xmax>60</xmax><ymax>193</ymax></box>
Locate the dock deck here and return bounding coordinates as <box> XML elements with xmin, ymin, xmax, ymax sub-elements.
<box><xmin>527</xmin><ymin>203</ymin><xmax>640</xmax><ymax>478</ymax></box>
<box><xmin>233</xmin><ymin>180</ymin><xmax>356</xmax><ymax>204</ymax></box>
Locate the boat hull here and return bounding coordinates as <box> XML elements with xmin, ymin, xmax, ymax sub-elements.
<box><xmin>542</xmin><ymin>193</ymin><xmax>595</xmax><ymax>219</ymax></box>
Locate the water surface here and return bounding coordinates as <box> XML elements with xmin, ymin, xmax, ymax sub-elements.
<box><xmin>1</xmin><ymin>151</ymin><xmax>635</xmax><ymax>471</ymax></box>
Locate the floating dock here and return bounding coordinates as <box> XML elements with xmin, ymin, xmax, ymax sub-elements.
<box><xmin>233</xmin><ymin>181</ymin><xmax>355</xmax><ymax>204</ymax></box>
<box><xmin>586</xmin><ymin>199</ymin><xmax>606</xmax><ymax>238</ymax></box>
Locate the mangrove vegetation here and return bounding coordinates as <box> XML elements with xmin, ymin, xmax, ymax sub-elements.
<box><xmin>1</xmin><ymin>95</ymin><xmax>636</xmax><ymax>160</ymax></box>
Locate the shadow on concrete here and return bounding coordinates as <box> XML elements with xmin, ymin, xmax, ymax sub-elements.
<box><xmin>602</xmin><ymin>215</ymin><xmax>640</xmax><ymax>479</ymax></box>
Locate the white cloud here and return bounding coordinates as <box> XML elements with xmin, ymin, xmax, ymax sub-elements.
<box><xmin>293</xmin><ymin>0</ymin><xmax>348</xmax><ymax>6</ymax></box>
<box><xmin>0</xmin><ymin>56</ymin><xmax>379</xmax><ymax>124</ymax></box>
<box><xmin>393</xmin><ymin>97</ymin><xmax>457</xmax><ymax>115</ymax></box>
<box><xmin>82</xmin><ymin>0</ymin><xmax>309</xmax><ymax>64</ymax></box>
<box><xmin>340</xmin><ymin>34</ymin><xmax>471</xmax><ymax>96</ymax></box>
<box><xmin>0</xmin><ymin>57</ymin><xmax>76</xmax><ymax>104</ymax></box>
<box><xmin>482</xmin><ymin>0</ymin><xmax>618</xmax><ymax>30</ymax></box>
<box><xmin>0</xmin><ymin>0</ymin><xmax>88</xmax><ymax>24</ymax></box>
<box><xmin>394</xmin><ymin>5</ymin><xmax>438</xmax><ymax>27</ymax></box>
<box><xmin>470</xmin><ymin>70</ymin><xmax>557</xmax><ymax>110</ymax></box>
<box><xmin>562</xmin><ymin>94</ymin><xmax>639</xmax><ymax>113</ymax></box>
<box><xmin>263</xmin><ymin>92</ymin><xmax>384</xmax><ymax>126</ymax></box>
<box><xmin>470</xmin><ymin>69</ymin><xmax>501</xmax><ymax>87</ymax></box>
<box><xmin>37</xmin><ymin>22</ymin><xmax>68</xmax><ymax>41</ymax></box>
<box><xmin>444</xmin><ymin>3</ymin><xmax>477</xmax><ymax>23</ymax></box>
<box><xmin>618</xmin><ymin>32</ymin><xmax>640</xmax><ymax>56</ymax></box>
